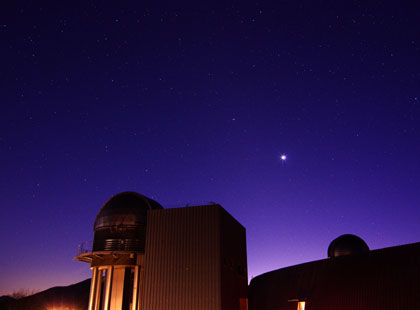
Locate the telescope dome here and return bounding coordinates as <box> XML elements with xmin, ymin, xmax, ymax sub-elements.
<box><xmin>94</xmin><ymin>191</ymin><xmax>163</xmax><ymax>230</ymax></box>
<box><xmin>328</xmin><ymin>234</ymin><xmax>369</xmax><ymax>258</ymax></box>
<box><xmin>92</xmin><ymin>192</ymin><xmax>163</xmax><ymax>252</ymax></box>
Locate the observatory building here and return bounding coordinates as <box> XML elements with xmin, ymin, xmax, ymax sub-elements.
<box><xmin>248</xmin><ymin>234</ymin><xmax>420</xmax><ymax>310</ymax></box>
<box><xmin>76</xmin><ymin>191</ymin><xmax>420</xmax><ymax>310</ymax></box>
<box><xmin>75</xmin><ymin>192</ymin><xmax>248</xmax><ymax>310</ymax></box>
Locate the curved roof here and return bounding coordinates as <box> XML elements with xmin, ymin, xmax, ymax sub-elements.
<box><xmin>328</xmin><ymin>234</ymin><xmax>369</xmax><ymax>258</ymax></box>
<box><xmin>249</xmin><ymin>242</ymin><xmax>420</xmax><ymax>310</ymax></box>
<box><xmin>93</xmin><ymin>191</ymin><xmax>163</xmax><ymax>230</ymax></box>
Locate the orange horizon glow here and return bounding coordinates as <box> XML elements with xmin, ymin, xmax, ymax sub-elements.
<box><xmin>45</xmin><ymin>304</ymin><xmax>80</xmax><ymax>310</ymax></box>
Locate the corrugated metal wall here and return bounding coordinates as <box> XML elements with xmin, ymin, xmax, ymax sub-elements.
<box><xmin>141</xmin><ymin>205</ymin><xmax>223</xmax><ymax>310</ymax></box>
<box><xmin>219</xmin><ymin>208</ymin><xmax>248</xmax><ymax>310</ymax></box>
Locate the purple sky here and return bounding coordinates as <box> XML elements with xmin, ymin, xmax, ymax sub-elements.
<box><xmin>1</xmin><ymin>1</ymin><xmax>420</xmax><ymax>295</ymax></box>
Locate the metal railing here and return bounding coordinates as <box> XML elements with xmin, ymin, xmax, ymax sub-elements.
<box><xmin>77</xmin><ymin>240</ymin><xmax>93</xmax><ymax>256</ymax></box>
<box><xmin>93</xmin><ymin>238</ymin><xmax>143</xmax><ymax>252</ymax></box>
<box><xmin>77</xmin><ymin>239</ymin><xmax>144</xmax><ymax>254</ymax></box>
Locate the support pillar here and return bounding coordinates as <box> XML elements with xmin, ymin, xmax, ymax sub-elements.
<box><xmin>89</xmin><ymin>268</ymin><xmax>98</xmax><ymax>310</ymax></box>
<box><xmin>131</xmin><ymin>266</ymin><xmax>140</xmax><ymax>310</ymax></box>
<box><xmin>104</xmin><ymin>266</ymin><xmax>113</xmax><ymax>310</ymax></box>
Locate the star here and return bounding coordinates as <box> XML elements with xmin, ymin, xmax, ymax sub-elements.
<box><xmin>280</xmin><ymin>154</ymin><xmax>287</xmax><ymax>161</ymax></box>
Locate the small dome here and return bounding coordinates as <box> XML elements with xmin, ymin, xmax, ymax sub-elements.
<box><xmin>94</xmin><ymin>191</ymin><xmax>163</xmax><ymax>230</ymax></box>
<box><xmin>328</xmin><ymin>234</ymin><xmax>369</xmax><ymax>258</ymax></box>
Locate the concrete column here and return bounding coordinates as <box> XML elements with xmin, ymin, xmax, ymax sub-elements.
<box><xmin>131</xmin><ymin>266</ymin><xmax>140</xmax><ymax>310</ymax></box>
<box><xmin>104</xmin><ymin>266</ymin><xmax>113</xmax><ymax>310</ymax></box>
<box><xmin>94</xmin><ymin>269</ymin><xmax>102</xmax><ymax>310</ymax></box>
<box><xmin>110</xmin><ymin>267</ymin><xmax>125</xmax><ymax>310</ymax></box>
<box><xmin>88</xmin><ymin>268</ymin><xmax>98</xmax><ymax>310</ymax></box>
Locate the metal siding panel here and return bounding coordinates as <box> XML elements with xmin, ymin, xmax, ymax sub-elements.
<box><xmin>219</xmin><ymin>208</ymin><xmax>248</xmax><ymax>310</ymax></box>
<box><xmin>141</xmin><ymin>205</ymin><xmax>222</xmax><ymax>310</ymax></box>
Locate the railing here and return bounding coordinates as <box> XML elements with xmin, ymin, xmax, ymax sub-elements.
<box><xmin>77</xmin><ymin>240</ymin><xmax>93</xmax><ymax>256</ymax></box>
<box><xmin>93</xmin><ymin>238</ymin><xmax>143</xmax><ymax>252</ymax></box>
<box><xmin>77</xmin><ymin>239</ymin><xmax>144</xmax><ymax>254</ymax></box>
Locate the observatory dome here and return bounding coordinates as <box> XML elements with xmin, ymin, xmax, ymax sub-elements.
<box><xmin>328</xmin><ymin>234</ymin><xmax>369</xmax><ymax>258</ymax></box>
<box><xmin>92</xmin><ymin>192</ymin><xmax>163</xmax><ymax>252</ymax></box>
<box><xmin>94</xmin><ymin>191</ymin><xmax>163</xmax><ymax>230</ymax></box>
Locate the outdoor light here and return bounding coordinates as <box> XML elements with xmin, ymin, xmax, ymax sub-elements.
<box><xmin>288</xmin><ymin>298</ymin><xmax>307</xmax><ymax>310</ymax></box>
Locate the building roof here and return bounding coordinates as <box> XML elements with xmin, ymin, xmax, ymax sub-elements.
<box><xmin>249</xmin><ymin>242</ymin><xmax>420</xmax><ymax>310</ymax></box>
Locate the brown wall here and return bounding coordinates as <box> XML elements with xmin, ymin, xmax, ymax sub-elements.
<box><xmin>141</xmin><ymin>205</ymin><xmax>248</xmax><ymax>310</ymax></box>
<box><xmin>219</xmin><ymin>208</ymin><xmax>248</xmax><ymax>310</ymax></box>
<box><xmin>141</xmin><ymin>205</ymin><xmax>222</xmax><ymax>310</ymax></box>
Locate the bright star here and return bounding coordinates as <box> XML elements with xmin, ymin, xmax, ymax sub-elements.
<box><xmin>280</xmin><ymin>154</ymin><xmax>287</xmax><ymax>161</ymax></box>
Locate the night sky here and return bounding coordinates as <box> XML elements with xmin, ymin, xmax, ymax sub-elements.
<box><xmin>1</xmin><ymin>1</ymin><xmax>420</xmax><ymax>295</ymax></box>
